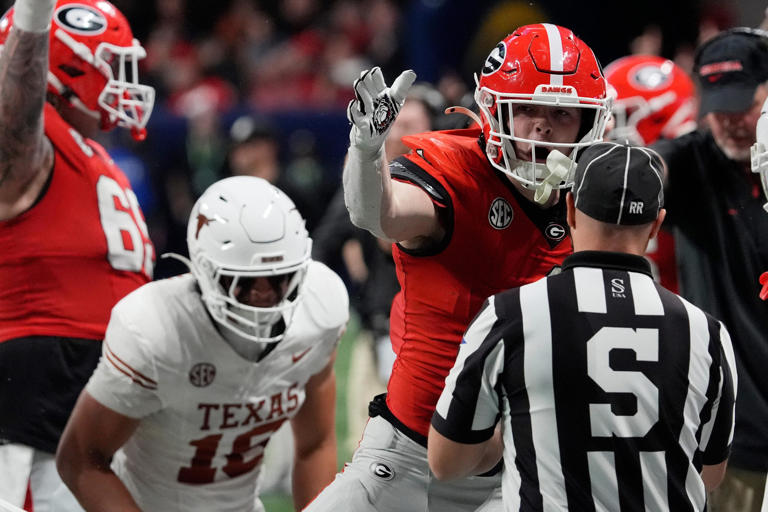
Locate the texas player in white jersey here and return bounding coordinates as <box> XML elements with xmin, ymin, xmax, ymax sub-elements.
<box><xmin>56</xmin><ymin>176</ymin><xmax>349</xmax><ymax>512</ymax></box>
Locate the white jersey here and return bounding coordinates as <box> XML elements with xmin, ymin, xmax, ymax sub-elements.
<box><xmin>86</xmin><ymin>261</ymin><xmax>349</xmax><ymax>511</ymax></box>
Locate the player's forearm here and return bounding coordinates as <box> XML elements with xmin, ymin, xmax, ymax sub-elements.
<box><xmin>0</xmin><ymin>24</ymin><xmax>49</xmax><ymax>189</ymax></box>
<box><xmin>59</xmin><ymin>465</ymin><xmax>142</xmax><ymax>511</ymax></box>
<box><xmin>291</xmin><ymin>437</ymin><xmax>337</xmax><ymax>510</ymax></box>
<box><xmin>342</xmin><ymin>145</ymin><xmax>393</xmax><ymax>240</ymax></box>
<box><xmin>471</xmin><ymin>426</ymin><xmax>503</xmax><ymax>476</ymax></box>
<box><xmin>428</xmin><ymin>425</ymin><xmax>502</xmax><ymax>481</ymax></box>
<box><xmin>701</xmin><ymin>460</ymin><xmax>728</xmax><ymax>491</ymax></box>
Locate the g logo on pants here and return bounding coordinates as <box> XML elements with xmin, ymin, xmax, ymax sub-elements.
<box><xmin>369</xmin><ymin>462</ymin><xmax>395</xmax><ymax>481</ymax></box>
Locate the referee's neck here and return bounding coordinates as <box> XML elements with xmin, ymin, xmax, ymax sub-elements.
<box><xmin>568</xmin><ymin>203</ymin><xmax>665</xmax><ymax>256</ymax></box>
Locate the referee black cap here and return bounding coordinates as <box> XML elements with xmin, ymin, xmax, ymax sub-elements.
<box><xmin>572</xmin><ymin>141</ymin><xmax>665</xmax><ymax>225</ymax></box>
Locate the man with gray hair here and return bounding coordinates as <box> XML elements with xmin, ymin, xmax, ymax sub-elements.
<box><xmin>652</xmin><ymin>28</ymin><xmax>768</xmax><ymax>510</ymax></box>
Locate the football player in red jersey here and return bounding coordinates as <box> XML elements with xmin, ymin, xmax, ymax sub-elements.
<box><xmin>304</xmin><ymin>24</ymin><xmax>611</xmax><ymax>512</ymax></box>
<box><xmin>0</xmin><ymin>0</ymin><xmax>154</xmax><ymax>509</ymax></box>
<box><xmin>604</xmin><ymin>55</ymin><xmax>698</xmax><ymax>294</ymax></box>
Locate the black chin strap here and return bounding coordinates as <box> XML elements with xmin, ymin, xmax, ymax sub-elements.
<box><xmin>255</xmin><ymin>318</ymin><xmax>286</xmax><ymax>362</ymax></box>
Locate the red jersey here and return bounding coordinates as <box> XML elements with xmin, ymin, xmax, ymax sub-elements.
<box><xmin>645</xmin><ymin>228</ymin><xmax>679</xmax><ymax>293</ymax></box>
<box><xmin>0</xmin><ymin>104</ymin><xmax>154</xmax><ymax>342</ymax></box>
<box><xmin>387</xmin><ymin>128</ymin><xmax>571</xmax><ymax>437</ymax></box>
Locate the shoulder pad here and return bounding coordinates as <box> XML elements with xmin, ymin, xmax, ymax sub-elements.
<box><xmin>300</xmin><ymin>261</ymin><xmax>350</xmax><ymax>330</ymax></box>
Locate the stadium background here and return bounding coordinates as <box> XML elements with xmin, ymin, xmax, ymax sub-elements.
<box><xmin>1</xmin><ymin>0</ymin><xmax>764</xmax><ymax>509</ymax></box>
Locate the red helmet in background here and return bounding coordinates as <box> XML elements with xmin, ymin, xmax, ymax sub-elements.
<box><xmin>604</xmin><ymin>55</ymin><xmax>696</xmax><ymax>145</ymax></box>
<box><xmin>0</xmin><ymin>0</ymin><xmax>155</xmax><ymax>140</ymax></box>
<box><xmin>474</xmin><ymin>24</ymin><xmax>611</xmax><ymax>194</ymax></box>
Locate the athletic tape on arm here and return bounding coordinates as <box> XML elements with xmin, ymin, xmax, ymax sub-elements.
<box><xmin>12</xmin><ymin>0</ymin><xmax>56</xmax><ymax>33</ymax></box>
<box><xmin>343</xmin><ymin>145</ymin><xmax>391</xmax><ymax>241</ymax></box>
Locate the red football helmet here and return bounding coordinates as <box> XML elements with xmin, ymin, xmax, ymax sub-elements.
<box><xmin>475</xmin><ymin>24</ymin><xmax>610</xmax><ymax>198</ymax></box>
<box><xmin>604</xmin><ymin>55</ymin><xmax>696</xmax><ymax>145</ymax></box>
<box><xmin>0</xmin><ymin>0</ymin><xmax>155</xmax><ymax>140</ymax></box>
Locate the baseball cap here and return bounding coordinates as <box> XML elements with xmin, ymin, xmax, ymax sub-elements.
<box><xmin>695</xmin><ymin>29</ymin><xmax>768</xmax><ymax>115</ymax></box>
<box><xmin>572</xmin><ymin>141</ymin><xmax>664</xmax><ymax>225</ymax></box>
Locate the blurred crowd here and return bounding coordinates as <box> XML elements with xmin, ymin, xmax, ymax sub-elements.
<box><xmin>108</xmin><ymin>0</ymin><xmax>414</xmax><ymax>278</ymax></box>
<box><xmin>0</xmin><ymin>0</ymin><xmax>745</xmax><ymax>281</ymax></box>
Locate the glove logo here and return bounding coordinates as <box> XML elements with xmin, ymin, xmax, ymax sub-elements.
<box><xmin>54</xmin><ymin>5</ymin><xmax>107</xmax><ymax>35</ymax></box>
<box><xmin>482</xmin><ymin>42</ymin><xmax>507</xmax><ymax>76</ymax></box>
<box><xmin>370</xmin><ymin>462</ymin><xmax>395</xmax><ymax>481</ymax></box>
<box><xmin>372</xmin><ymin>97</ymin><xmax>397</xmax><ymax>135</ymax></box>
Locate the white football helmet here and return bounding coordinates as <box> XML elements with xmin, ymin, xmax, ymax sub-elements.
<box><xmin>186</xmin><ymin>176</ymin><xmax>311</xmax><ymax>343</ymax></box>
<box><xmin>751</xmin><ymin>96</ymin><xmax>768</xmax><ymax>211</ymax></box>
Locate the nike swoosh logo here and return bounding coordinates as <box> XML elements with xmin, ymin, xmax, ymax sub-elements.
<box><xmin>292</xmin><ymin>347</ymin><xmax>312</xmax><ymax>363</ymax></box>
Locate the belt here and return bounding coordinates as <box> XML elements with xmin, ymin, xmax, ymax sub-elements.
<box><xmin>367</xmin><ymin>393</ymin><xmax>503</xmax><ymax>477</ymax></box>
<box><xmin>368</xmin><ymin>393</ymin><xmax>428</xmax><ymax>447</ymax></box>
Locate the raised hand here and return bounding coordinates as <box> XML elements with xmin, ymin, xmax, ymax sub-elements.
<box><xmin>347</xmin><ymin>67</ymin><xmax>416</xmax><ymax>155</ymax></box>
<box><xmin>12</xmin><ymin>0</ymin><xmax>57</xmax><ymax>33</ymax></box>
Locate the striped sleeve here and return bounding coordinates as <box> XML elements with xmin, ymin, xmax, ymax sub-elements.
<box><xmin>85</xmin><ymin>303</ymin><xmax>163</xmax><ymax>419</ymax></box>
<box><xmin>432</xmin><ymin>294</ymin><xmax>511</xmax><ymax>443</ymax></box>
<box><xmin>699</xmin><ymin>321</ymin><xmax>737</xmax><ymax>465</ymax></box>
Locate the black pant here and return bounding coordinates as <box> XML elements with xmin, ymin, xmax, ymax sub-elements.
<box><xmin>0</xmin><ymin>336</ymin><xmax>101</xmax><ymax>453</ymax></box>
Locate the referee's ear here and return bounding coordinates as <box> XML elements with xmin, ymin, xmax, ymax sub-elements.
<box><xmin>648</xmin><ymin>208</ymin><xmax>667</xmax><ymax>243</ymax></box>
<box><xmin>565</xmin><ymin>191</ymin><xmax>577</xmax><ymax>231</ymax></box>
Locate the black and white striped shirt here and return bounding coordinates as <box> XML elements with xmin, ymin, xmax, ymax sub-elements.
<box><xmin>432</xmin><ymin>251</ymin><xmax>737</xmax><ymax>512</ymax></box>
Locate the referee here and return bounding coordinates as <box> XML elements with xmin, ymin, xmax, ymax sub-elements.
<box><xmin>427</xmin><ymin>142</ymin><xmax>738</xmax><ymax>511</ymax></box>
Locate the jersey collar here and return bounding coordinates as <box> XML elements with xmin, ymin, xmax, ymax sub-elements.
<box><xmin>562</xmin><ymin>250</ymin><xmax>653</xmax><ymax>277</ymax></box>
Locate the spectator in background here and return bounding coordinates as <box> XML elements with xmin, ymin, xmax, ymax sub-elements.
<box><xmin>175</xmin><ymin>83</ymin><xmax>234</xmax><ymax>195</ymax></box>
<box><xmin>652</xmin><ymin>28</ymin><xmax>768</xmax><ymax>511</ymax></box>
<box><xmin>225</xmin><ymin>115</ymin><xmax>324</xmax><ymax>230</ymax></box>
<box><xmin>227</xmin><ymin>115</ymin><xmax>282</xmax><ymax>183</ymax></box>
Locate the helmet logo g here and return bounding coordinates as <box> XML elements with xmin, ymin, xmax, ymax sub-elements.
<box><xmin>482</xmin><ymin>42</ymin><xmax>506</xmax><ymax>76</ymax></box>
<box><xmin>631</xmin><ymin>65</ymin><xmax>669</xmax><ymax>90</ymax></box>
<box><xmin>55</xmin><ymin>5</ymin><xmax>107</xmax><ymax>35</ymax></box>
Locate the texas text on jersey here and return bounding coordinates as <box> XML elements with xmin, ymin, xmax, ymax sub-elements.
<box><xmin>84</xmin><ymin>261</ymin><xmax>347</xmax><ymax>511</ymax></box>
